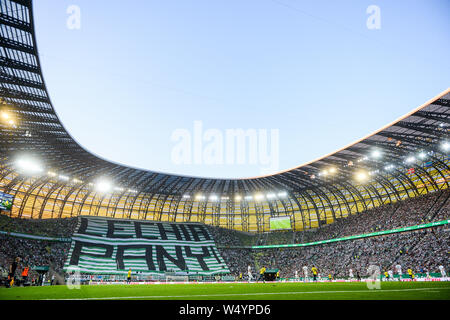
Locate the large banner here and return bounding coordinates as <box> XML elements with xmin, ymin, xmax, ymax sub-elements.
<box><xmin>64</xmin><ymin>217</ymin><xmax>230</xmax><ymax>275</ymax></box>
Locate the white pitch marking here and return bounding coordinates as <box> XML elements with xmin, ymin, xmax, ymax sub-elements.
<box><xmin>43</xmin><ymin>287</ymin><xmax>449</xmax><ymax>300</ymax></box>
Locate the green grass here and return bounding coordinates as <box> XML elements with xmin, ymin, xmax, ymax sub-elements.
<box><xmin>0</xmin><ymin>281</ymin><xmax>449</xmax><ymax>300</ymax></box>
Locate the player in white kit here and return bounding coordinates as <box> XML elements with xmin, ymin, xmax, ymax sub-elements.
<box><xmin>294</xmin><ymin>270</ymin><xmax>299</xmax><ymax>281</ymax></box>
<box><xmin>395</xmin><ymin>264</ymin><xmax>402</xmax><ymax>281</ymax></box>
<box><xmin>439</xmin><ymin>265</ymin><xmax>446</xmax><ymax>278</ymax></box>
<box><xmin>349</xmin><ymin>269</ymin><xmax>354</xmax><ymax>280</ymax></box>
<box><xmin>388</xmin><ymin>270</ymin><xmax>394</xmax><ymax>281</ymax></box>
<box><xmin>302</xmin><ymin>266</ymin><xmax>308</xmax><ymax>282</ymax></box>
<box><xmin>247</xmin><ymin>265</ymin><xmax>254</xmax><ymax>282</ymax></box>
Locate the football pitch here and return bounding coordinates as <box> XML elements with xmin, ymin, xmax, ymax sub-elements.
<box><xmin>0</xmin><ymin>281</ymin><xmax>449</xmax><ymax>300</ymax></box>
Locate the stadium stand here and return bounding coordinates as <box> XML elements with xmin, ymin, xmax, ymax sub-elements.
<box><xmin>0</xmin><ymin>0</ymin><xmax>449</xmax><ymax>289</ymax></box>
<box><xmin>0</xmin><ymin>188</ymin><xmax>448</xmax><ymax>284</ymax></box>
<box><xmin>0</xmin><ymin>215</ymin><xmax>77</xmax><ymax>238</ymax></box>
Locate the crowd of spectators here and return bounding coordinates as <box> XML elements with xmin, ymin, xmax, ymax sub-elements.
<box><xmin>0</xmin><ymin>214</ymin><xmax>77</xmax><ymax>238</ymax></box>
<box><xmin>0</xmin><ymin>235</ymin><xmax>71</xmax><ymax>282</ymax></box>
<box><xmin>213</xmin><ymin>189</ymin><xmax>450</xmax><ymax>278</ymax></box>
<box><xmin>218</xmin><ymin>225</ymin><xmax>449</xmax><ymax>278</ymax></box>
<box><xmin>212</xmin><ymin>189</ymin><xmax>450</xmax><ymax>247</ymax></box>
<box><xmin>0</xmin><ymin>189</ymin><xmax>448</xmax><ymax>282</ymax></box>
<box><xmin>206</xmin><ymin>225</ymin><xmax>249</xmax><ymax>247</ymax></box>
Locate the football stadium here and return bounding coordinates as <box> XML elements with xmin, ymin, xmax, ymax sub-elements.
<box><xmin>0</xmin><ymin>0</ymin><xmax>449</xmax><ymax>303</ymax></box>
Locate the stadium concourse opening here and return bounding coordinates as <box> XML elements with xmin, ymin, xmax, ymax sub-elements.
<box><xmin>0</xmin><ymin>0</ymin><xmax>449</xmax><ymax>301</ymax></box>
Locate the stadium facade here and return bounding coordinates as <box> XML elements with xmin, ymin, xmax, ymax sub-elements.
<box><xmin>0</xmin><ymin>0</ymin><xmax>449</xmax><ymax>233</ymax></box>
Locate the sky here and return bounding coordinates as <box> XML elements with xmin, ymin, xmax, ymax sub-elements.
<box><xmin>33</xmin><ymin>0</ymin><xmax>450</xmax><ymax>179</ymax></box>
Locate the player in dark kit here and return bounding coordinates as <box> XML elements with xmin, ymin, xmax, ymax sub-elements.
<box><xmin>127</xmin><ymin>268</ymin><xmax>132</xmax><ymax>284</ymax></box>
<box><xmin>7</xmin><ymin>257</ymin><xmax>20</xmax><ymax>288</ymax></box>
<box><xmin>311</xmin><ymin>266</ymin><xmax>318</xmax><ymax>282</ymax></box>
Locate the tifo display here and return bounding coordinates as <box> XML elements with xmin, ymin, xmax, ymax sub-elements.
<box><xmin>65</xmin><ymin>217</ymin><xmax>230</xmax><ymax>275</ymax></box>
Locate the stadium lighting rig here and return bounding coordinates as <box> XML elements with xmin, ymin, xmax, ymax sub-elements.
<box><xmin>58</xmin><ymin>175</ymin><xmax>70</xmax><ymax>181</ymax></box>
<box><xmin>418</xmin><ymin>152</ymin><xmax>427</xmax><ymax>160</ymax></box>
<box><xmin>195</xmin><ymin>194</ymin><xmax>206</xmax><ymax>201</ymax></box>
<box><xmin>254</xmin><ymin>193</ymin><xmax>265</xmax><ymax>201</ymax></box>
<box><xmin>1</xmin><ymin>110</ymin><xmax>17</xmax><ymax>128</ymax></box>
<box><xmin>371</xmin><ymin>149</ymin><xmax>382</xmax><ymax>159</ymax></box>
<box><xmin>405</xmin><ymin>156</ymin><xmax>416</xmax><ymax>164</ymax></box>
<box><xmin>15</xmin><ymin>157</ymin><xmax>44</xmax><ymax>174</ymax></box>
<box><xmin>355</xmin><ymin>171</ymin><xmax>368</xmax><ymax>182</ymax></box>
<box><xmin>266</xmin><ymin>193</ymin><xmax>276</xmax><ymax>199</ymax></box>
<box><xmin>277</xmin><ymin>191</ymin><xmax>288</xmax><ymax>198</ymax></box>
<box><xmin>442</xmin><ymin>141</ymin><xmax>450</xmax><ymax>152</ymax></box>
<box><xmin>95</xmin><ymin>180</ymin><xmax>113</xmax><ymax>193</ymax></box>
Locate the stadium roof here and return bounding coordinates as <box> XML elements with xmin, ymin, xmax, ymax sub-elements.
<box><xmin>0</xmin><ymin>0</ymin><xmax>449</xmax><ymax>232</ymax></box>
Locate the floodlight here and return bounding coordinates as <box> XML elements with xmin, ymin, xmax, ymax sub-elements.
<box><xmin>371</xmin><ymin>150</ymin><xmax>381</xmax><ymax>159</ymax></box>
<box><xmin>195</xmin><ymin>194</ymin><xmax>205</xmax><ymax>201</ymax></box>
<box><xmin>95</xmin><ymin>180</ymin><xmax>112</xmax><ymax>193</ymax></box>
<box><xmin>277</xmin><ymin>191</ymin><xmax>288</xmax><ymax>198</ymax></box>
<box><xmin>254</xmin><ymin>193</ymin><xmax>265</xmax><ymax>201</ymax></box>
<box><xmin>405</xmin><ymin>156</ymin><xmax>415</xmax><ymax>164</ymax></box>
<box><xmin>16</xmin><ymin>158</ymin><xmax>43</xmax><ymax>174</ymax></box>
<box><xmin>355</xmin><ymin>171</ymin><xmax>368</xmax><ymax>182</ymax></box>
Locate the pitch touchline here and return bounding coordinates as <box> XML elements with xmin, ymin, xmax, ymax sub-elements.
<box><xmin>44</xmin><ymin>287</ymin><xmax>449</xmax><ymax>300</ymax></box>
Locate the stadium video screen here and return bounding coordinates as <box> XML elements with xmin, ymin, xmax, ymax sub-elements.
<box><xmin>269</xmin><ymin>216</ymin><xmax>292</xmax><ymax>231</ymax></box>
<box><xmin>0</xmin><ymin>191</ymin><xmax>14</xmax><ymax>211</ymax></box>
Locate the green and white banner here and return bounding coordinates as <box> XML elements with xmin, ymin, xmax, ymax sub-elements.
<box><xmin>64</xmin><ymin>217</ymin><xmax>230</xmax><ymax>275</ymax></box>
